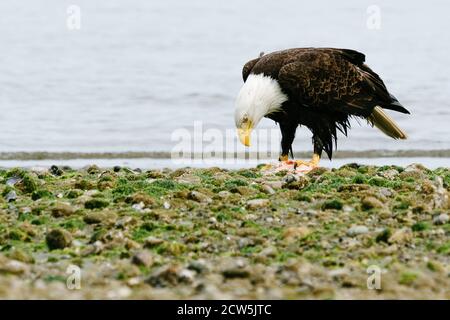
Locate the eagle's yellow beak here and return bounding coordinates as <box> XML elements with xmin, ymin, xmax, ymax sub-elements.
<box><xmin>237</xmin><ymin>120</ymin><xmax>253</xmax><ymax>147</ymax></box>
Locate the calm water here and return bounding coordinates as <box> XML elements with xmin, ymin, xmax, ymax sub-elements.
<box><xmin>0</xmin><ymin>0</ymin><xmax>449</xmax><ymax>154</ymax></box>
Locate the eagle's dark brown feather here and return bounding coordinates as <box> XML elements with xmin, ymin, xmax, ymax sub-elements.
<box><xmin>242</xmin><ymin>47</ymin><xmax>410</xmax><ymax>159</ymax></box>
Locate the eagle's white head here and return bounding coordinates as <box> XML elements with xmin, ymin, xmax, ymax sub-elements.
<box><xmin>234</xmin><ymin>73</ymin><xmax>288</xmax><ymax>146</ymax></box>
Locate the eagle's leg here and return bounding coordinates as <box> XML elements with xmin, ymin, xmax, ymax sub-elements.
<box><xmin>278</xmin><ymin>122</ymin><xmax>297</xmax><ymax>164</ymax></box>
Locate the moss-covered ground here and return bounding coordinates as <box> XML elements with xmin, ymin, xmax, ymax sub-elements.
<box><xmin>0</xmin><ymin>164</ymin><xmax>448</xmax><ymax>299</ymax></box>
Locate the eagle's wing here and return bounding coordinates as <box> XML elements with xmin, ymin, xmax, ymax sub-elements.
<box><xmin>277</xmin><ymin>50</ymin><xmax>406</xmax><ymax>117</ymax></box>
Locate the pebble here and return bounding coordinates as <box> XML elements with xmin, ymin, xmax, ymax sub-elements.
<box><xmin>217</xmin><ymin>191</ymin><xmax>232</xmax><ymax>199</ymax></box>
<box><xmin>246</xmin><ymin>199</ymin><xmax>270</xmax><ymax>210</ymax></box>
<box><xmin>433</xmin><ymin>213</ymin><xmax>449</xmax><ymax>225</ymax></box>
<box><xmin>46</xmin><ymin>229</ymin><xmax>73</xmax><ymax>250</ymax></box>
<box><xmin>49</xmin><ymin>165</ymin><xmax>63</xmax><ymax>176</ymax></box>
<box><xmin>51</xmin><ymin>202</ymin><xmax>75</xmax><ymax>217</ymax></box>
<box><xmin>264</xmin><ymin>180</ymin><xmax>283</xmax><ymax>189</ymax></box>
<box><xmin>258</xmin><ymin>246</ymin><xmax>278</xmax><ymax>258</ymax></box>
<box><xmin>378</xmin><ymin>169</ymin><xmax>398</xmax><ymax>180</ymax></box>
<box><xmin>132</xmin><ymin>202</ymin><xmax>146</xmax><ymax>212</ymax></box>
<box><xmin>147</xmin><ymin>265</ymin><xmax>193</xmax><ymax>287</ymax></box>
<box><xmin>188</xmin><ymin>260</ymin><xmax>209</xmax><ymax>274</ymax></box>
<box><xmin>283</xmin><ymin>174</ymin><xmax>299</xmax><ymax>184</ymax></box>
<box><xmin>388</xmin><ymin>228</ymin><xmax>413</xmax><ymax>244</ymax></box>
<box><xmin>84</xmin><ymin>198</ymin><xmax>109</xmax><ymax>209</ymax></box>
<box><xmin>261</xmin><ymin>184</ymin><xmax>275</xmax><ymax>195</ymax></box>
<box><xmin>6</xmin><ymin>177</ymin><xmax>21</xmax><ymax>186</ymax></box>
<box><xmin>379</xmin><ymin>187</ymin><xmax>394</xmax><ymax>197</ymax></box>
<box><xmin>347</xmin><ymin>225</ymin><xmax>369</xmax><ymax>237</ymax></box>
<box><xmin>131</xmin><ymin>251</ymin><xmax>154</xmax><ymax>267</ymax></box>
<box><xmin>176</xmin><ymin>174</ymin><xmax>201</xmax><ymax>184</ymax></box>
<box><xmin>283</xmin><ymin>226</ymin><xmax>311</xmax><ymax>240</ymax></box>
<box><xmin>188</xmin><ymin>191</ymin><xmax>212</xmax><ymax>204</ymax></box>
<box><xmin>144</xmin><ymin>236</ymin><xmax>164</xmax><ymax>248</ymax></box>
<box><xmin>83</xmin><ymin>211</ymin><xmax>117</xmax><ymax>225</ymax></box>
<box><xmin>361</xmin><ymin>196</ymin><xmax>384</xmax><ymax>210</ymax></box>
<box><xmin>5</xmin><ymin>191</ymin><xmax>17</xmax><ymax>202</ymax></box>
<box><xmin>0</xmin><ymin>256</ymin><xmax>29</xmax><ymax>275</ymax></box>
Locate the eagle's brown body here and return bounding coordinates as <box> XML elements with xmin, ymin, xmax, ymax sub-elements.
<box><xmin>242</xmin><ymin>48</ymin><xmax>410</xmax><ymax>159</ymax></box>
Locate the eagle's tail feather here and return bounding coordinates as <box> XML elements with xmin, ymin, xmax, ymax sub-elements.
<box><xmin>368</xmin><ymin>106</ymin><xmax>408</xmax><ymax>139</ymax></box>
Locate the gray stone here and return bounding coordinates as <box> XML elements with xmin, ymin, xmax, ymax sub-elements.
<box><xmin>347</xmin><ymin>225</ymin><xmax>369</xmax><ymax>237</ymax></box>
<box><xmin>246</xmin><ymin>199</ymin><xmax>270</xmax><ymax>210</ymax></box>
<box><xmin>433</xmin><ymin>213</ymin><xmax>449</xmax><ymax>225</ymax></box>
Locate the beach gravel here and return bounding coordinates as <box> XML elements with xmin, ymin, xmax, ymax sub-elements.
<box><xmin>0</xmin><ymin>164</ymin><xmax>448</xmax><ymax>299</ymax></box>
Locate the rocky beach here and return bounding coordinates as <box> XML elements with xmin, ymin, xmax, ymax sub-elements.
<box><xmin>0</xmin><ymin>163</ymin><xmax>449</xmax><ymax>299</ymax></box>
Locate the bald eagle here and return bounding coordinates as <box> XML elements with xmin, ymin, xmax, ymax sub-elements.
<box><xmin>234</xmin><ymin>48</ymin><xmax>410</xmax><ymax>169</ymax></box>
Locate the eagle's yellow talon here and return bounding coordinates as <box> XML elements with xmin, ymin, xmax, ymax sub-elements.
<box><xmin>294</xmin><ymin>154</ymin><xmax>321</xmax><ymax>170</ymax></box>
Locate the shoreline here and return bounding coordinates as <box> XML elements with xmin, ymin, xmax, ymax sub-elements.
<box><xmin>0</xmin><ymin>157</ymin><xmax>449</xmax><ymax>170</ymax></box>
<box><xmin>1</xmin><ymin>149</ymin><xmax>450</xmax><ymax>161</ymax></box>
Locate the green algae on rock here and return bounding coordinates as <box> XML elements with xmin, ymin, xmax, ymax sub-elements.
<box><xmin>0</xmin><ymin>164</ymin><xmax>448</xmax><ymax>299</ymax></box>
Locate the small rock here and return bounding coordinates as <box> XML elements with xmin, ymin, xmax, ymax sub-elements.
<box><xmin>8</xmin><ymin>248</ymin><xmax>34</xmax><ymax>264</ymax></box>
<box><xmin>283</xmin><ymin>174</ymin><xmax>299</xmax><ymax>184</ymax></box>
<box><xmin>86</xmin><ymin>165</ymin><xmax>100</xmax><ymax>174</ymax></box>
<box><xmin>188</xmin><ymin>191</ymin><xmax>212</xmax><ymax>204</ymax></box>
<box><xmin>375</xmin><ymin>228</ymin><xmax>392</xmax><ymax>243</ymax></box>
<box><xmin>113</xmin><ymin>166</ymin><xmax>121</xmax><ymax>172</ymax></box>
<box><xmin>217</xmin><ymin>190</ymin><xmax>231</xmax><ymax>199</ymax></box>
<box><xmin>283</xmin><ymin>226</ymin><xmax>311</xmax><ymax>240</ymax></box>
<box><xmin>125</xmin><ymin>193</ymin><xmax>155</xmax><ymax>207</ymax></box>
<box><xmin>347</xmin><ymin>225</ymin><xmax>369</xmax><ymax>237</ymax></box>
<box><xmin>187</xmin><ymin>260</ymin><xmax>209</xmax><ymax>274</ymax></box>
<box><xmin>84</xmin><ymin>198</ymin><xmax>109</xmax><ymax>209</ymax></box>
<box><xmin>388</xmin><ymin>228</ymin><xmax>413</xmax><ymax>244</ymax></box>
<box><xmin>5</xmin><ymin>191</ymin><xmax>17</xmax><ymax>202</ymax></box>
<box><xmin>379</xmin><ymin>187</ymin><xmax>394</xmax><ymax>197</ymax></box>
<box><xmin>209</xmin><ymin>217</ymin><xmax>218</xmax><ymax>224</ymax></box>
<box><xmin>46</xmin><ymin>229</ymin><xmax>72</xmax><ymax>250</ymax></box>
<box><xmin>144</xmin><ymin>236</ymin><xmax>164</xmax><ymax>248</ymax></box>
<box><xmin>222</xmin><ymin>267</ymin><xmax>250</xmax><ymax>279</ymax></box>
<box><xmin>6</xmin><ymin>177</ymin><xmax>21</xmax><ymax>186</ymax></box>
<box><xmin>283</xmin><ymin>176</ymin><xmax>309</xmax><ymax>190</ymax></box>
<box><xmin>261</xmin><ymin>184</ymin><xmax>275</xmax><ymax>195</ymax></box>
<box><xmin>264</xmin><ymin>180</ymin><xmax>283</xmax><ymax>189</ymax></box>
<box><xmin>246</xmin><ymin>198</ymin><xmax>270</xmax><ymax>210</ymax></box>
<box><xmin>433</xmin><ymin>213</ymin><xmax>449</xmax><ymax>225</ymax></box>
<box><xmin>163</xmin><ymin>201</ymin><xmax>171</xmax><ymax>209</ymax></box>
<box><xmin>51</xmin><ymin>202</ymin><xmax>75</xmax><ymax>217</ymax></box>
<box><xmin>0</xmin><ymin>255</ymin><xmax>28</xmax><ymax>275</ymax></box>
<box><xmin>230</xmin><ymin>186</ymin><xmax>255</xmax><ymax>196</ymax></box>
<box><xmin>49</xmin><ymin>165</ymin><xmax>63</xmax><ymax>176</ymax></box>
<box><xmin>361</xmin><ymin>196</ymin><xmax>384</xmax><ymax>210</ymax></box>
<box><xmin>378</xmin><ymin>169</ymin><xmax>398</xmax><ymax>180</ymax></box>
<box><xmin>131</xmin><ymin>251</ymin><xmax>154</xmax><ymax>267</ymax></box>
<box><xmin>258</xmin><ymin>246</ymin><xmax>278</xmax><ymax>258</ymax></box>
<box><xmin>83</xmin><ymin>211</ymin><xmax>117</xmax><ymax>225</ymax></box>
<box><xmin>432</xmin><ymin>176</ymin><xmax>448</xmax><ymax>209</ymax></box>
<box><xmin>125</xmin><ymin>239</ymin><xmax>141</xmax><ymax>250</ymax></box>
<box><xmin>147</xmin><ymin>265</ymin><xmax>192</xmax><ymax>287</ymax></box>
<box><xmin>132</xmin><ymin>202</ymin><xmax>146</xmax><ymax>212</ymax></box>
<box><xmin>176</xmin><ymin>174</ymin><xmax>201</xmax><ymax>184</ymax></box>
